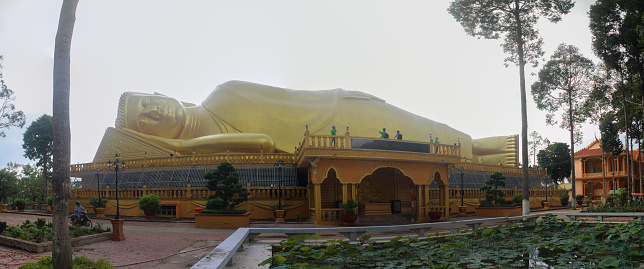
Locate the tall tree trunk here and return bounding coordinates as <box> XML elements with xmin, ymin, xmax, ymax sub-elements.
<box><xmin>513</xmin><ymin>0</ymin><xmax>530</xmax><ymax>216</ymax></box>
<box><xmin>602</xmin><ymin>147</ymin><xmax>606</xmax><ymax>201</ymax></box>
<box><xmin>622</xmin><ymin>89</ymin><xmax>630</xmax><ymax>194</ymax></box>
<box><xmin>52</xmin><ymin>0</ymin><xmax>79</xmax><ymax>268</ymax></box>
<box><xmin>42</xmin><ymin>161</ymin><xmax>47</xmax><ymax>208</ymax></box>
<box><xmin>568</xmin><ymin>93</ymin><xmax>576</xmax><ymax>209</ymax></box>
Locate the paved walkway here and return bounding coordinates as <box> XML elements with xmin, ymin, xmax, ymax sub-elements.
<box><xmin>0</xmin><ymin>207</ymin><xmax>593</xmax><ymax>269</ymax></box>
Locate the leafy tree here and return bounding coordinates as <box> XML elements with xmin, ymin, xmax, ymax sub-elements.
<box><xmin>204</xmin><ymin>162</ymin><xmax>250</xmax><ymax>211</ymax></box>
<box><xmin>590</xmin><ymin>0</ymin><xmax>644</xmax><ymax>192</ymax></box>
<box><xmin>22</xmin><ymin>114</ymin><xmax>53</xmax><ymax>204</ymax></box>
<box><xmin>52</xmin><ymin>0</ymin><xmax>79</xmax><ymax>267</ymax></box>
<box><xmin>537</xmin><ymin>142</ymin><xmax>571</xmax><ymax>185</ymax></box>
<box><xmin>19</xmin><ymin>164</ymin><xmax>45</xmax><ymax>204</ymax></box>
<box><xmin>448</xmin><ymin>0</ymin><xmax>574</xmax><ymax>215</ymax></box>
<box><xmin>480</xmin><ymin>172</ymin><xmax>507</xmax><ymax>206</ymax></box>
<box><xmin>531</xmin><ymin>43</ymin><xmax>595</xmax><ymax>208</ymax></box>
<box><xmin>0</xmin><ymin>55</ymin><xmax>26</xmax><ymax>137</ymax></box>
<box><xmin>600</xmin><ymin>112</ymin><xmax>624</xmax><ymax>193</ymax></box>
<box><xmin>0</xmin><ymin>168</ymin><xmax>19</xmax><ymax>204</ymax></box>
<box><xmin>528</xmin><ymin>131</ymin><xmax>550</xmax><ymax>167</ymax></box>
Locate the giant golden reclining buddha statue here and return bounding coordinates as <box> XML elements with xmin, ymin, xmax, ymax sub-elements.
<box><xmin>94</xmin><ymin>80</ymin><xmax>518</xmax><ymax>166</ymax></box>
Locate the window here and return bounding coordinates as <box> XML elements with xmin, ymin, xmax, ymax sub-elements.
<box><xmin>158</xmin><ymin>205</ymin><xmax>176</xmax><ymax>216</ymax></box>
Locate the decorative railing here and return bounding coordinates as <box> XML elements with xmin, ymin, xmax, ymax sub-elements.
<box><xmin>459</xmin><ymin>163</ymin><xmax>546</xmax><ymax>176</ymax></box>
<box><xmin>448</xmin><ymin>187</ymin><xmax>567</xmax><ymax>200</ymax></box>
<box><xmin>319</xmin><ymin>208</ymin><xmax>343</xmax><ymax>223</ymax></box>
<box><xmin>70</xmin><ymin>152</ymin><xmax>298</xmax><ymax>173</ymax></box>
<box><xmin>582</xmin><ymin>171</ymin><xmax>626</xmax><ymax>178</ymax></box>
<box><xmin>298</xmin><ymin>131</ymin><xmax>461</xmax><ymax>158</ymax></box>
<box><xmin>71</xmin><ymin>185</ymin><xmax>308</xmax><ymax>201</ymax></box>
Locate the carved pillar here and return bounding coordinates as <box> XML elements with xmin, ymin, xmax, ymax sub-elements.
<box><xmin>314</xmin><ymin>183</ymin><xmax>322</xmax><ymax>224</ymax></box>
<box><xmin>342</xmin><ymin>184</ymin><xmax>348</xmax><ymax>204</ymax></box>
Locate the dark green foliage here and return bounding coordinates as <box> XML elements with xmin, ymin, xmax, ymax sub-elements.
<box><xmin>18</xmin><ymin>255</ymin><xmax>114</xmax><ymax>269</ymax></box>
<box><xmin>479</xmin><ymin>172</ymin><xmax>507</xmax><ymax>206</ymax></box>
<box><xmin>204</xmin><ymin>162</ymin><xmax>250</xmax><ymax>211</ymax></box>
<box><xmin>511</xmin><ymin>194</ymin><xmax>522</xmax><ymax>205</ymax></box>
<box><xmin>138</xmin><ymin>194</ymin><xmax>161</xmax><ymax>211</ymax></box>
<box><xmin>206</xmin><ymin>197</ymin><xmax>228</xmax><ymax>211</ymax></box>
<box><xmin>559</xmin><ymin>191</ymin><xmax>570</xmax><ymax>203</ymax></box>
<box><xmin>0</xmin><ymin>221</ymin><xmax>6</xmax><ymax>234</ymax></box>
<box><xmin>341</xmin><ymin>200</ymin><xmax>358</xmax><ymax>214</ymax></box>
<box><xmin>531</xmin><ymin>43</ymin><xmax>594</xmax><ymax>144</ymax></box>
<box><xmin>200</xmin><ymin>209</ymin><xmax>247</xmax><ymax>214</ymax></box>
<box><xmin>600</xmin><ymin>112</ymin><xmax>624</xmax><ymax>156</ymax></box>
<box><xmin>537</xmin><ymin>142</ymin><xmax>571</xmax><ymax>184</ymax></box>
<box><xmin>46</xmin><ymin>196</ymin><xmax>52</xmax><ymax>206</ymax></box>
<box><xmin>89</xmin><ymin>197</ymin><xmax>107</xmax><ymax>208</ymax></box>
<box><xmin>14</xmin><ymin>199</ymin><xmax>26</xmax><ymax>206</ymax></box>
<box><xmin>262</xmin><ymin>217</ymin><xmax>644</xmax><ymax>268</ymax></box>
<box><xmin>0</xmin><ymin>55</ymin><xmax>27</xmax><ymax>138</ymax></box>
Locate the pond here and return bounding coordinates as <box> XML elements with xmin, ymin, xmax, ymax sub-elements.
<box><xmin>262</xmin><ymin>216</ymin><xmax>644</xmax><ymax>268</ymax></box>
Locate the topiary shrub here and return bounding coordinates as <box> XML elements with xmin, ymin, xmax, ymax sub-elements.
<box><xmin>46</xmin><ymin>196</ymin><xmax>52</xmax><ymax>206</ymax></box>
<box><xmin>14</xmin><ymin>199</ymin><xmax>26</xmax><ymax>207</ymax></box>
<box><xmin>138</xmin><ymin>194</ymin><xmax>161</xmax><ymax>212</ymax></box>
<box><xmin>511</xmin><ymin>193</ymin><xmax>523</xmax><ymax>205</ymax></box>
<box><xmin>479</xmin><ymin>172</ymin><xmax>507</xmax><ymax>207</ymax></box>
<box><xmin>203</xmin><ymin>162</ymin><xmax>250</xmax><ymax>213</ymax></box>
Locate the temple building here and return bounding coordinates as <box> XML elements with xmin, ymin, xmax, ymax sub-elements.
<box><xmin>573</xmin><ymin>139</ymin><xmax>644</xmax><ymax>198</ymax></box>
<box><xmin>69</xmin><ymin>81</ymin><xmax>557</xmax><ymax>224</ymax></box>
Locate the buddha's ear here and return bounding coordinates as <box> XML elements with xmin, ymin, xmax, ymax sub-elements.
<box><xmin>181</xmin><ymin>101</ymin><xmax>196</xmax><ymax>107</ymax></box>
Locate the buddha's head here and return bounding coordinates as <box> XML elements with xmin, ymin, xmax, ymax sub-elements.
<box><xmin>116</xmin><ymin>92</ymin><xmax>187</xmax><ymax>138</ymax></box>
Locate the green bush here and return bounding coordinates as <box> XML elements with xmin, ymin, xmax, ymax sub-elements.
<box><xmin>204</xmin><ymin>162</ymin><xmax>250</xmax><ymax>212</ymax></box>
<box><xmin>18</xmin><ymin>255</ymin><xmax>114</xmax><ymax>269</ymax></box>
<box><xmin>14</xmin><ymin>199</ymin><xmax>26</xmax><ymax>207</ymax></box>
<box><xmin>575</xmin><ymin>194</ymin><xmax>584</xmax><ymax>202</ymax></box>
<box><xmin>138</xmin><ymin>194</ymin><xmax>161</xmax><ymax>212</ymax></box>
<box><xmin>341</xmin><ymin>200</ymin><xmax>359</xmax><ymax>214</ymax></box>
<box><xmin>559</xmin><ymin>192</ymin><xmax>570</xmax><ymax>203</ymax></box>
<box><xmin>46</xmin><ymin>196</ymin><xmax>52</xmax><ymax>206</ymax></box>
<box><xmin>3</xmin><ymin>226</ymin><xmax>23</xmax><ymax>238</ymax></box>
<box><xmin>206</xmin><ymin>198</ymin><xmax>228</xmax><ymax>211</ymax></box>
<box><xmin>511</xmin><ymin>194</ymin><xmax>522</xmax><ymax>205</ymax></box>
<box><xmin>90</xmin><ymin>197</ymin><xmax>108</xmax><ymax>208</ymax></box>
<box><xmin>0</xmin><ymin>221</ymin><xmax>6</xmax><ymax>234</ymax></box>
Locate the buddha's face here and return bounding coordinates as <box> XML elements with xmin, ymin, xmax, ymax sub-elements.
<box><xmin>125</xmin><ymin>94</ymin><xmax>186</xmax><ymax>138</ymax></box>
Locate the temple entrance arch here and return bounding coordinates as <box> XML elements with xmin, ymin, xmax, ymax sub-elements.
<box><xmin>425</xmin><ymin>170</ymin><xmax>448</xmax><ymax>218</ymax></box>
<box><xmin>320</xmin><ymin>169</ymin><xmax>342</xmax><ymax>209</ymax></box>
<box><xmin>357</xmin><ymin>167</ymin><xmax>414</xmax><ymax>216</ymax></box>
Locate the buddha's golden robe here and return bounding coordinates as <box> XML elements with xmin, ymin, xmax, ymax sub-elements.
<box><xmin>95</xmin><ymin>81</ymin><xmax>517</xmax><ymax>165</ymax></box>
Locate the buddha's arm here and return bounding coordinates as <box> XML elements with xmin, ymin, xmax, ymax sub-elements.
<box><xmin>123</xmin><ymin>129</ymin><xmax>276</xmax><ymax>154</ymax></box>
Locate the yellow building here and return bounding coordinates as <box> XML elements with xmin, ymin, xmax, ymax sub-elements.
<box><xmin>573</xmin><ymin>139</ymin><xmax>644</xmax><ymax>199</ymax></box>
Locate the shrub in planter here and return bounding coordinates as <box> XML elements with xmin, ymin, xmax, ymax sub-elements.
<box><xmin>203</xmin><ymin>162</ymin><xmax>250</xmax><ymax>213</ymax></box>
<box><xmin>559</xmin><ymin>192</ymin><xmax>570</xmax><ymax>205</ymax></box>
<box><xmin>90</xmin><ymin>197</ymin><xmax>108</xmax><ymax>208</ymax></box>
<box><xmin>138</xmin><ymin>194</ymin><xmax>161</xmax><ymax>218</ymax></box>
<box><xmin>46</xmin><ymin>196</ymin><xmax>53</xmax><ymax>206</ymax></box>
<box><xmin>14</xmin><ymin>199</ymin><xmax>26</xmax><ymax>207</ymax></box>
<box><xmin>511</xmin><ymin>194</ymin><xmax>522</xmax><ymax>205</ymax></box>
<box><xmin>575</xmin><ymin>194</ymin><xmax>585</xmax><ymax>205</ymax></box>
<box><xmin>478</xmin><ymin>172</ymin><xmax>508</xmax><ymax>207</ymax></box>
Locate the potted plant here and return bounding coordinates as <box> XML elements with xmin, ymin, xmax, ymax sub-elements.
<box><xmin>559</xmin><ymin>192</ymin><xmax>569</xmax><ymax>206</ymax></box>
<box><xmin>511</xmin><ymin>193</ymin><xmax>522</xmax><ymax>206</ymax></box>
<box><xmin>575</xmin><ymin>194</ymin><xmax>584</xmax><ymax>206</ymax></box>
<box><xmin>426</xmin><ymin>200</ymin><xmax>443</xmax><ymax>221</ymax></box>
<box><xmin>270</xmin><ymin>202</ymin><xmax>290</xmax><ymax>220</ymax></box>
<box><xmin>14</xmin><ymin>199</ymin><xmax>26</xmax><ymax>211</ymax></box>
<box><xmin>475</xmin><ymin>172</ymin><xmax>520</xmax><ymax>217</ymax></box>
<box><xmin>90</xmin><ymin>197</ymin><xmax>108</xmax><ymax>218</ymax></box>
<box><xmin>138</xmin><ymin>194</ymin><xmax>161</xmax><ymax>219</ymax></box>
<box><xmin>340</xmin><ymin>200</ymin><xmax>359</xmax><ymax>226</ymax></box>
<box><xmin>195</xmin><ymin>162</ymin><xmax>251</xmax><ymax>229</ymax></box>
<box><xmin>541</xmin><ymin>200</ymin><xmax>550</xmax><ymax>209</ymax></box>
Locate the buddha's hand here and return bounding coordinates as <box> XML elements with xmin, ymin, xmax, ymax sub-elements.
<box><xmin>122</xmin><ymin>129</ymin><xmax>276</xmax><ymax>154</ymax></box>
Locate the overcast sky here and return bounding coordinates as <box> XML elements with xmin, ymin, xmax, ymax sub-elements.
<box><xmin>0</xmin><ymin>0</ymin><xmax>600</xmax><ymax>167</ymax></box>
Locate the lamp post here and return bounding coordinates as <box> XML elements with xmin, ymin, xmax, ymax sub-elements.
<box><xmin>108</xmin><ymin>154</ymin><xmax>126</xmax><ymax>241</ymax></box>
<box><xmin>108</xmin><ymin>154</ymin><xmax>125</xmax><ymax>220</ymax></box>
<box><xmin>95</xmin><ymin>168</ymin><xmax>101</xmax><ymax>200</ymax></box>
<box><xmin>274</xmin><ymin>160</ymin><xmax>285</xmax><ymax>223</ymax></box>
